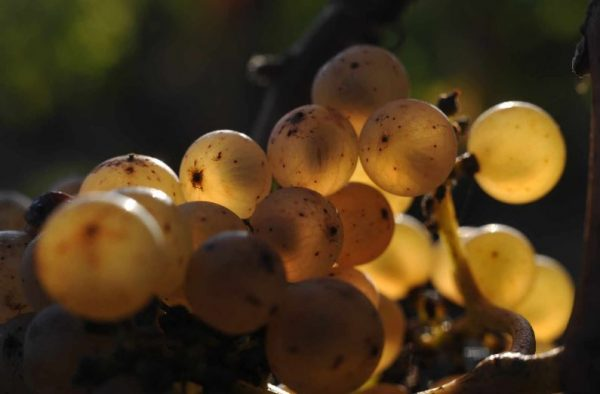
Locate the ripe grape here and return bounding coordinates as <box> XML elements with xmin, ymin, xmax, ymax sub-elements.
<box><xmin>116</xmin><ymin>187</ymin><xmax>193</xmax><ymax>296</ymax></box>
<box><xmin>49</xmin><ymin>176</ymin><xmax>83</xmax><ymax>195</ymax></box>
<box><xmin>80</xmin><ymin>153</ymin><xmax>185</xmax><ymax>204</ymax></box>
<box><xmin>311</xmin><ymin>45</ymin><xmax>410</xmax><ymax>134</ymax></box>
<box><xmin>328</xmin><ymin>266</ymin><xmax>379</xmax><ymax>306</ymax></box>
<box><xmin>35</xmin><ymin>193</ymin><xmax>166</xmax><ymax>321</ymax></box>
<box><xmin>374</xmin><ymin>295</ymin><xmax>407</xmax><ymax>374</ymax></box>
<box><xmin>0</xmin><ymin>191</ymin><xmax>30</xmax><ymax>230</ymax></box>
<box><xmin>20</xmin><ymin>237</ymin><xmax>53</xmax><ymax>310</ymax></box>
<box><xmin>0</xmin><ymin>231</ymin><xmax>34</xmax><ymax>322</ymax></box>
<box><xmin>266</xmin><ymin>278</ymin><xmax>384</xmax><ymax>394</ymax></box>
<box><xmin>267</xmin><ymin>105</ymin><xmax>358</xmax><ymax>195</ymax></box>
<box><xmin>464</xmin><ymin>224</ymin><xmax>536</xmax><ymax>309</ymax></box>
<box><xmin>179</xmin><ymin>130</ymin><xmax>272</xmax><ymax>218</ymax></box>
<box><xmin>250</xmin><ymin>187</ymin><xmax>343</xmax><ymax>282</ymax></box>
<box><xmin>328</xmin><ymin>183</ymin><xmax>394</xmax><ymax>267</ymax></box>
<box><xmin>184</xmin><ymin>231</ymin><xmax>286</xmax><ymax>335</ymax></box>
<box><xmin>513</xmin><ymin>255</ymin><xmax>574</xmax><ymax>343</ymax></box>
<box><xmin>467</xmin><ymin>101</ymin><xmax>566</xmax><ymax>204</ymax></box>
<box><xmin>358</xmin><ymin>215</ymin><xmax>433</xmax><ymax>300</ymax></box>
<box><xmin>0</xmin><ymin>313</ymin><xmax>35</xmax><ymax>394</ymax></box>
<box><xmin>359</xmin><ymin>99</ymin><xmax>457</xmax><ymax>196</ymax></box>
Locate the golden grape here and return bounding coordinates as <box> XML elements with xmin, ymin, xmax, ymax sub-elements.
<box><xmin>0</xmin><ymin>231</ymin><xmax>34</xmax><ymax>322</ymax></box>
<box><xmin>328</xmin><ymin>266</ymin><xmax>379</xmax><ymax>306</ymax></box>
<box><xmin>467</xmin><ymin>101</ymin><xmax>566</xmax><ymax>204</ymax></box>
<box><xmin>0</xmin><ymin>313</ymin><xmax>35</xmax><ymax>394</ymax></box>
<box><xmin>359</xmin><ymin>99</ymin><xmax>457</xmax><ymax>197</ymax></box>
<box><xmin>179</xmin><ymin>130</ymin><xmax>272</xmax><ymax>218</ymax></box>
<box><xmin>20</xmin><ymin>237</ymin><xmax>53</xmax><ymax>310</ymax></box>
<box><xmin>374</xmin><ymin>295</ymin><xmax>407</xmax><ymax>374</ymax></box>
<box><xmin>0</xmin><ymin>191</ymin><xmax>30</xmax><ymax>230</ymax></box>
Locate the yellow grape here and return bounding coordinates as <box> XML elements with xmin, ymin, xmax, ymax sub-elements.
<box><xmin>268</xmin><ymin>105</ymin><xmax>358</xmax><ymax>196</ymax></box>
<box><xmin>360</xmin><ymin>383</ymin><xmax>410</xmax><ymax>394</ymax></box>
<box><xmin>49</xmin><ymin>176</ymin><xmax>83</xmax><ymax>195</ymax></box>
<box><xmin>359</xmin><ymin>99</ymin><xmax>457</xmax><ymax>197</ymax></box>
<box><xmin>250</xmin><ymin>187</ymin><xmax>343</xmax><ymax>282</ymax></box>
<box><xmin>0</xmin><ymin>313</ymin><xmax>35</xmax><ymax>394</ymax></box>
<box><xmin>350</xmin><ymin>161</ymin><xmax>413</xmax><ymax>214</ymax></box>
<box><xmin>0</xmin><ymin>191</ymin><xmax>30</xmax><ymax>230</ymax></box>
<box><xmin>358</xmin><ymin>215</ymin><xmax>433</xmax><ymax>300</ymax></box>
<box><xmin>36</xmin><ymin>193</ymin><xmax>166</xmax><ymax>321</ymax></box>
<box><xmin>464</xmin><ymin>224</ymin><xmax>536</xmax><ymax>309</ymax></box>
<box><xmin>328</xmin><ymin>266</ymin><xmax>379</xmax><ymax>306</ymax></box>
<box><xmin>80</xmin><ymin>153</ymin><xmax>184</xmax><ymax>204</ymax></box>
<box><xmin>20</xmin><ymin>237</ymin><xmax>53</xmax><ymax>310</ymax></box>
<box><xmin>513</xmin><ymin>255</ymin><xmax>574</xmax><ymax>343</ymax></box>
<box><xmin>311</xmin><ymin>45</ymin><xmax>410</xmax><ymax>134</ymax></box>
<box><xmin>116</xmin><ymin>187</ymin><xmax>193</xmax><ymax>296</ymax></box>
<box><xmin>0</xmin><ymin>231</ymin><xmax>34</xmax><ymax>322</ymax></box>
<box><xmin>328</xmin><ymin>183</ymin><xmax>394</xmax><ymax>267</ymax></box>
<box><xmin>184</xmin><ymin>231</ymin><xmax>286</xmax><ymax>335</ymax></box>
<box><xmin>467</xmin><ymin>101</ymin><xmax>566</xmax><ymax>204</ymax></box>
<box><xmin>374</xmin><ymin>295</ymin><xmax>407</xmax><ymax>374</ymax></box>
<box><xmin>179</xmin><ymin>130</ymin><xmax>272</xmax><ymax>218</ymax></box>
<box><xmin>266</xmin><ymin>278</ymin><xmax>384</xmax><ymax>394</ymax></box>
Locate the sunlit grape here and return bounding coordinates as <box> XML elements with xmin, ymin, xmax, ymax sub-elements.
<box><xmin>266</xmin><ymin>278</ymin><xmax>384</xmax><ymax>394</ymax></box>
<box><xmin>250</xmin><ymin>187</ymin><xmax>343</xmax><ymax>282</ymax></box>
<box><xmin>350</xmin><ymin>161</ymin><xmax>413</xmax><ymax>214</ymax></box>
<box><xmin>0</xmin><ymin>191</ymin><xmax>30</xmax><ymax>230</ymax></box>
<box><xmin>467</xmin><ymin>101</ymin><xmax>566</xmax><ymax>204</ymax></box>
<box><xmin>36</xmin><ymin>193</ymin><xmax>166</xmax><ymax>321</ymax></box>
<box><xmin>374</xmin><ymin>295</ymin><xmax>406</xmax><ymax>374</ymax></box>
<box><xmin>20</xmin><ymin>237</ymin><xmax>53</xmax><ymax>310</ymax></box>
<box><xmin>0</xmin><ymin>313</ymin><xmax>35</xmax><ymax>394</ymax></box>
<box><xmin>359</xmin><ymin>99</ymin><xmax>457</xmax><ymax>196</ymax></box>
<box><xmin>360</xmin><ymin>383</ymin><xmax>410</xmax><ymax>394</ymax></box>
<box><xmin>80</xmin><ymin>153</ymin><xmax>185</xmax><ymax>204</ymax></box>
<box><xmin>513</xmin><ymin>255</ymin><xmax>574</xmax><ymax>343</ymax></box>
<box><xmin>116</xmin><ymin>187</ymin><xmax>193</xmax><ymax>296</ymax></box>
<box><xmin>0</xmin><ymin>231</ymin><xmax>34</xmax><ymax>322</ymax></box>
<box><xmin>328</xmin><ymin>183</ymin><xmax>393</xmax><ymax>267</ymax></box>
<box><xmin>328</xmin><ymin>266</ymin><xmax>379</xmax><ymax>306</ymax></box>
<box><xmin>179</xmin><ymin>130</ymin><xmax>272</xmax><ymax>218</ymax></box>
<box><xmin>312</xmin><ymin>45</ymin><xmax>410</xmax><ymax>134</ymax></box>
<box><xmin>185</xmin><ymin>231</ymin><xmax>286</xmax><ymax>334</ymax></box>
<box><xmin>49</xmin><ymin>176</ymin><xmax>83</xmax><ymax>195</ymax></box>
<box><xmin>358</xmin><ymin>215</ymin><xmax>433</xmax><ymax>300</ymax></box>
<box><xmin>268</xmin><ymin>105</ymin><xmax>358</xmax><ymax>195</ymax></box>
<box><xmin>464</xmin><ymin>224</ymin><xmax>536</xmax><ymax>308</ymax></box>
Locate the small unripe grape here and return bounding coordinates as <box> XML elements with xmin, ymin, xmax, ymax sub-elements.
<box><xmin>250</xmin><ymin>187</ymin><xmax>343</xmax><ymax>282</ymax></box>
<box><xmin>116</xmin><ymin>187</ymin><xmax>193</xmax><ymax>296</ymax></box>
<box><xmin>374</xmin><ymin>295</ymin><xmax>406</xmax><ymax>374</ymax></box>
<box><xmin>0</xmin><ymin>313</ymin><xmax>35</xmax><ymax>394</ymax></box>
<box><xmin>328</xmin><ymin>266</ymin><xmax>379</xmax><ymax>306</ymax></box>
<box><xmin>179</xmin><ymin>130</ymin><xmax>272</xmax><ymax>218</ymax></box>
<box><xmin>513</xmin><ymin>255</ymin><xmax>574</xmax><ymax>343</ymax></box>
<box><xmin>312</xmin><ymin>45</ymin><xmax>410</xmax><ymax>134</ymax></box>
<box><xmin>268</xmin><ymin>105</ymin><xmax>358</xmax><ymax>195</ymax></box>
<box><xmin>0</xmin><ymin>191</ymin><xmax>30</xmax><ymax>230</ymax></box>
<box><xmin>80</xmin><ymin>153</ymin><xmax>184</xmax><ymax>204</ymax></box>
<box><xmin>358</xmin><ymin>215</ymin><xmax>433</xmax><ymax>300</ymax></box>
<box><xmin>328</xmin><ymin>183</ymin><xmax>393</xmax><ymax>267</ymax></box>
<box><xmin>350</xmin><ymin>162</ymin><xmax>413</xmax><ymax>214</ymax></box>
<box><xmin>20</xmin><ymin>237</ymin><xmax>53</xmax><ymax>310</ymax></box>
<box><xmin>185</xmin><ymin>231</ymin><xmax>286</xmax><ymax>335</ymax></box>
<box><xmin>36</xmin><ymin>193</ymin><xmax>166</xmax><ymax>321</ymax></box>
<box><xmin>266</xmin><ymin>278</ymin><xmax>384</xmax><ymax>394</ymax></box>
<box><xmin>49</xmin><ymin>176</ymin><xmax>83</xmax><ymax>195</ymax></box>
<box><xmin>0</xmin><ymin>231</ymin><xmax>34</xmax><ymax>322</ymax></box>
<box><xmin>359</xmin><ymin>99</ymin><xmax>457</xmax><ymax>197</ymax></box>
<box><xmin>467</xmin><ymin>101</ymin><xmax>566</xmax><ymax>204</ymax></box>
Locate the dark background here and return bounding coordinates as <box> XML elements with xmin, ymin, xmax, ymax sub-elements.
<box><xmin>0</xmin><ymin>0</ymin><xmax>589</xmax><ymax>278</ymax></box>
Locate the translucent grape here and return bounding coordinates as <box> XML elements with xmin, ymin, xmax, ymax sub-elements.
<box><xmin>0</xmin><ymin>313</ymin><xmax>35</xmax><ymax>394</ymax></box>
<box><xmin>359</xmin><ymin>99</ymin><xmax>457</xmax><ymax>196</ymax></box>
<box><xmin>36</xmin><ymin>193</ymin><xmax>166</xmax><ymax>321</ymax></box>
<box><xmin>311</xmin><ymin>45</ymin><xmax>410</xmax><ymax>134</ymax></box>
<box><xmin>49</xmin><ymin>176</ymin><xmax>83</xmax><ymax>195</ymax></box>
<box><xmin>513</xmin><ymin>255</ymin><xmax>574</xmax><ymax>343</ymax></box>
<box><xmin>464</xmin><ymin>224</ymin><xmax>536</xmax><ymax>308</ymax></box>
<box><xmin>80</xmin><ymin>153</ymin><xmax>185</xmax><ymax>204</ymax></box>
<box><xmin>0</xmin><ymin>191</ymin><xmax>30</xmax><ymax>230</ymax></box>
<box><xmin>267</xmin><ymin>105</ymin><xmax>358</xmax><ymax>195</ymax></box>
<box><xmin>184</xmin><ymin>231</ymin><xmax>286</xmax><ymax>335</ymax></box>
<box><xmin>266</xmin><ymin>278</ymin><xmax>384</xmax><ymax>394</ymax></box>
<box><xmin>328</xmin><ymin>183</ymin><xmax>393</xmax><ymax>267</ymax></box>
<box><xmin>328</xmin><ymin>266</ymin><xmax>379</xmax><ymax>306</ymax></box>
<box><xmin>467</xmin><ymin>101</ymin><xmax>566</xmax><ymax>204</ymax></box>
<box><xmin>116</xmin><ymin>187</ymin><xmax>193</xmax><ymax>296</ymax></box>
<box><xmin>20</xmin><ymin>237</ymin><xmax>53</xmax><ymax>310</ymax></box>
<box><xmin>179</xmin><ymin>130</ymin><xmax>272</xmax><ymax>218</ymax></box>
<box><xmin>358</xmin><ymin>215</ymin><xmax>433</xmax><ymax>300</ymax></box>
<box><xmin>250</xmin><ymin>187</ymin><xmax>343</xmax><ymax>282</ymax></box>
<box><xmin>0</xmin><ymin>231</ymin><xmax>34</xmax><ymax>322</ymax></box>
<box><xmin>374</xmin><ymin>295</ymin><xmax>406</xmax><ymax>374</ymax></box>
<box><xmin>350</xmin><ymin>161</ymin><xmax>413</xmax><ymax>214</ymax></box>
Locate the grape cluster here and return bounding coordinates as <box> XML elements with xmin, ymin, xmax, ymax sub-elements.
<box><xmin>0</xmin><ymin>44</ymin><xmax>573</xmax><ymax>393</ymax></box>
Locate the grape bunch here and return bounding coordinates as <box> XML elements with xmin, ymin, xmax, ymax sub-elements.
<box><xmin>0</xmin><ymin>43</ymin><xmax>573</xmax><ymax>394</ymax></box>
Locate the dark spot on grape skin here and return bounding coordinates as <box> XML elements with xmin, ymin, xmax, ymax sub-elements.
<box><xmin>369</xmin><ymin>344</ymin><xmax>380</xmax><ymax>358</ymax></box>
<box><xmin>331</xmin><ymin>354</ymin><xmax>345</xmax><ymax>369</ymax></box>
<box><xmin>491</xmin><ymin>250</ymin><xmax>499</xmax><ymax>258</ymax></box>
<box><xmin>84</xmin><ymin>224</ymin><xmax>99</xmax><ymax>238</ymax></box>
<box><xmin>204</xmin><ymin>242</ymin><xmax>216</xmax><ymax>252</ymax></box>
<box><xmin>124</xmin><ymin>166</ymin><xmax>134</xmax><ymax>174</ymax></box>
<box><xmin>314</xmin><ymin>251</ymin><xmax>320</xmax><ymax>256</ymax></box>
<box><xmin>298</xmin><ymin>212</ymin><xmax>305</xmax><ymax>217</ymax></box>
<box><xmin>191</xmin><ymin>170</ymin><xmax>204</xmax><ymax>191</ymax></box>
<box><xmin>259</xmin><ymin>251</ymin><xmax>276</xmax><ymax>273</ymax></box>
<box><xmin>214</xmin><ymin>151</ymin><xmax>222</xmax><ymax>161</ymax></box>
<box><xmin>287</xmin><ymin>111</ymin><xmax>305</xmax><ymax>125</ymax></box>
<box><xmin>127</xmin><ymin>154</ymin><xmax>135</xmax><ymax>162</ymax></box>
<box><xmin>350</xmin><ymin>62</ymin><xmax>359</xmax><ymax>69</ymax></box>
<box><xmin>381</xmin><ymin>208</ymin><xmax>389</xmax><ymax>220</ymax></box>
<box><xmin>329</xmin><ymin>226</ymin><xmax>338</xmax><ymax>237</ymax></box>
<box><xmin>244</xmin><ymin>293</ymin><xmax>262</xmax><ymax>307</ymax></box>
<box><xmin>163</xmin><ymin>224</ymin><xmax>172</xmax><ymax>233</ymax></box>
<box><xmin>381</xmin><ymin>135</ymin><xmax>389</xmax><ymax>143</ymax></box>
<box><xmin>287</xmin><ymin>128</ymin><xmax>298</xmax><ymax>137</ymax></box>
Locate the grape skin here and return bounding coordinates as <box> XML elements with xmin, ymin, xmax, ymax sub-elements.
<box><xmin>312</xmin><ymin>45</ymin><xmax>410</xmax><ymax>134</ymax></box>
<box><xmin>179</xmin><ymin>130</ymin><xmax>272</xmax><ymax>218</ymax></box>
<box><xmin>20</xmin><ymin>237</ymin><xmax>53</xmax><ymax>311</ymax></box>
<box><xmin>374</xmin><ymin>295</ymin><xmax>406</xmax><ymax>374</ymax></box>
<box><xmin>0</xmin><ymin>231</ymin><xmax>34</xmax><ymax>322</ymax></box>
<box><xmin>0</xmin><ymin>191</ymin><xmax>31</xmax><ymax>231</ymax></box>
<box><xmin>0</xmin><ymin>313</ymin><xmax>35</xmax><ymax>394</ymax></box>
<box><xmin>328</xmin><ymin>266</ymin><xmax>379</xmax><ymax>307</ymax></box>
<box><xmin>268</xmin><ymin>105</ymin><xmax>358</xmax><ymax>196</ymax></box>
<box><xmin>359</xmin><ymin>99</ymin><xmax>457</xmax><ymax>197</ymax></box>
<box><xmin>467</xmin><ymin>101</ymin><xmax>566</xmax><ymax>204</ymax></box>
